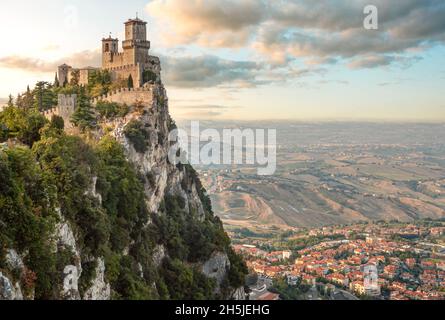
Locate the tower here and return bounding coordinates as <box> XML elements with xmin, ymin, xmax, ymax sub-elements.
<box><xmin>99</xmin><ymin>17</ymin><xmax>158</xmax><ymax>88</ymax></box>
<box><xmin>102</xmin><ymin>36</ymin><xmax>119</xmax><ymax>68</ymax></box>
<box><xmin>58</xmin><ymin>64</ymin><xmax>72</xmax><ymax>86</ymax></box>
<box><xmin>122</xmin><ymin>17</ymin><xmax>150</xmax><ymax>66</ymax></box>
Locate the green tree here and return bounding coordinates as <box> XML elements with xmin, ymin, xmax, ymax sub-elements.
<box><xmin>0</xmin><ymin>106</ymin><xmax>47</xmax><ymax>146</ymax></box>
<box><xmin>50</xmin><ymin>115</ymin><xmax>65</xmax><ymax>131</ymax></box>
<box><xmin>123</xmin><ymin>120</ymin><xmax>149</xmax><ymax>153</ymax></box>
<box><xmin>127</xmin><ymin>75</ymin><xmax>134</xmax><ymax>89</ymax></box>
<box><xmin>142</xmin><ymin>70</ymin><xmax>157</xmax><ymax>83</ymax></box>
<box><xmin>32</xmin><ymin>81</ymin><xmax>56</xmax><ymax>111</ymax></box>
<box><xmin>88</xmin><ymin>70</ymin><xmax>113</xmax><ymax>97</ymax></box>
<box><xmin>71</xmin><ymin>87</ymin><xmax>96</xmax><ymax>131</ymax></box>
<box><xmin>54</xmin><ymin>73</ymin><xmax>60</xmax><ymax>87</ymax></box>
<box><xmin>7</xmin><ymin>95</ymin><xmax>14</xmax><ymax>108</ymax></box>
<box><xmin>16</xmin><ymin>86</ymin><xmax>35</xmax><ymax>111</ymax></box>
<box><xmin>70</xmin><ymin>70</ymin><xmax>80</xmax><ymax>86</ymax></box>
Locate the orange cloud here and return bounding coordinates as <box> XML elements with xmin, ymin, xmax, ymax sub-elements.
<box><xmin>0</xmin><ymin>49</ymin><xmax>101</xmax><ymax>73</ymax></box>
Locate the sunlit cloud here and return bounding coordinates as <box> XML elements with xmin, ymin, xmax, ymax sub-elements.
<box><xmin>41</xmin><ymin>44</ymin><xmax>61</xmax><ymax>52</ymax></box>
<box><xmin>147</xmin><ymin>0</ymin><xmax>445</xmax><ymax>69</ymax></box>
<box><xmin>173</xmin><ymin>104</ymin><xmax>244</xmax><ymax>119</ymax></box>
<box><xmin>0</xmin><ymin>49</ymin><xmax>101</xmax><ymax>74</ymax></box>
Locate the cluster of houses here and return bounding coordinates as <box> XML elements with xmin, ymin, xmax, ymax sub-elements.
<box><xmin>234</xmin><ymin>223</ymin><xmax>445</xmax><ymax>300</ymax></box>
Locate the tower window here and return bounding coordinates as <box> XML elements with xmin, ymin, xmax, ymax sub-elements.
<box><xmin>105</xmin><ymin>43</ymin><xmax>109</xmax><ymax>52</ymax></box>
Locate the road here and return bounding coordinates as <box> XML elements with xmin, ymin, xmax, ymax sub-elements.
<box><xmin>331</xmin><ymin>288</ymin><xmax>360</xmax><ymax>300</ymax></box>
<box><xmin>248</xmin><ymin>275</ymin><xmax>274</xmax><ymax>300</ymax></box>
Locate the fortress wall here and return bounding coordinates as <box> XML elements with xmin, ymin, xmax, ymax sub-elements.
<box><xmin>103</xmin><ymin>52</ymin><xmax>125</xmax><ymax>69</ymax></box>
<box><xmin>104</xmin><ymin>56</ymin><xmax>161</xmax><ymax>87</ymax></box>
<box><xmin>108</xmin><ymin>64</ymin><xmax>141</xmax><ymax>86</ymax></box>
<box><xmin>93</xmin><ymin>87</ymin><xmax>154</xmax><ymax>107</ymax></box>
<box><xmin>79</xmin><ymin>69</ymin><xmax>96</xmax><ymax>86</ymax></box>
<box><xmin>42</xmin><ymin>94</ymin><xmax>77</xmax><ymax>129</ymax></box>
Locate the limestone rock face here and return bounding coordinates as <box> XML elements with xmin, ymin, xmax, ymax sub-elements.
<box><xmin>109</xmin><ymin>84</ymin><xmax>170</xmax><ymax>213</ymax></box>
<box><xmin>85</xmin><ymin>176</ymin><xmax>102</xmax><ymax>205</ymax></box>
<box><xmin>232</xmin><ymin>287</ymin><xmax>246</xmax><ymax>300</ymax></box>
<box><xmin>152</xmin><ymin>245</ymin><xmax>166</xmax><ymax>268</ymax></box>
<box><xmin>55</xmin><ymin>209</ymin><xmax>82</xmax><ymax>300</ymax></box>
<box><xmin>1</xmin><ymin>250</ymin><xmax>25</xmax><ymax>301</ymax></box>
<box><xmin>98</xmin><ymin>83</ymin><xmax>239</xmax><ymax>297</ymax></box>
<box><xmin>83</xmin><ymin>258</ymin><xmax>110</xmax><ymax>300</ymax></box>
<box><xmin>6</xmin><ymin>249</ymin><xmax>24</xmax><ymax>271</ymax></box>
<box><xmin>202</xmin><ymin>252</ymin><xmax>231</xmax><ymax>288</ymax></box>
<box><xmin>0</xmin><ymin>272</ymin><xmax>22</xmax><ymax>300</ymax></box>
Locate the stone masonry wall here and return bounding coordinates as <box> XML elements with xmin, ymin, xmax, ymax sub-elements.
<box><xmin>92</xmin><ymin>85</ymin><xmax>154</xmax><ymax>107</ymax></box>
<box><xmin>43</xmin><ymin>94</ymin><xmax>77</xmax><ymax>129</ymax></box>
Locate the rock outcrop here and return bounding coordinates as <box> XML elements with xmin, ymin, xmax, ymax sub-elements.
<box><xmin>83</xmin><ymin>258</ymin><xmax>110</xmax><ymax>300</ymax></box>
<box><xmin>0</xmin><ymin>271</ymin><xmax>23</xmax><ymax>300</ymax></box>
<box><xmin>202</xmin><ymin>252</ymin><xmax>231</xmax><ymax>290</ymax></box>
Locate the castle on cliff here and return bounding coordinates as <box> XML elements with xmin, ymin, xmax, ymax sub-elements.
<box><xmin>45</xmin><ymin>17</ymin><xmax>162</xmax><ymax>129</ymax></box>
<box><xmin>57</xmin><ymin>17</ymin><xmax>161</xmax><ymax>88</ymax></box>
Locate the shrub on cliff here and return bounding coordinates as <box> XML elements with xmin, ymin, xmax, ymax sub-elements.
<box><xmin>0</xmin><ymin>146</ymin><xmax>59</xmax><ymax>299</ymax></box>
<box><xmin>71</xmin><ymin>88</ymin><xmax>97</xmax><ymax>131</ymax></box>
<box><xmin>96</xmin><ymin>101</ymin><xmax>129</xmax><ymax>120</ymax></box>
<box><xmin>142</xmin><ymin>70</ymin><xmax>157</xmax><ymax>84</ymax></box>
<box><xmin>123</xmin><ymin>120</ymin><xmax>150</xmax><ymax>153</ymax></box>
<box><xmin>0</xmin><ymin>106</ymin><xmax>47</xmax><ymax>146</ymax></box>
<box><xmin>87</xmin><ymin>70</ymin><xmax>112</xmax><ymax>98</ymax></box>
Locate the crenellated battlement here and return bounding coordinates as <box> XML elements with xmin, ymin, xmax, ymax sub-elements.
<box><xmin>91</xmin><ymin>83</ymin><xmax>154</xmax><ymax>107</ymax></box>
<box><xmin>42</xmin><ymin>94</ymin><xmax>77</xmax><ymax>129</ymax></box>
<box><xmin>105</xmin><ymin>64</ymin><xmax>137</xmax><ymax>71</ymax></box>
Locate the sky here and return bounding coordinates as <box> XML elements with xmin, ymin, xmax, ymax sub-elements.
<box><xmin>0</xmin><ymin>0</ymin><xmax>444</xmax><ymax>121</ymax></box>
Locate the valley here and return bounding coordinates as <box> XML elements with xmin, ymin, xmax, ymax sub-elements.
<box><xmin>187</xmin><ymin>122</ymin><xmax>445</xmax><ymax>231</ymax></box>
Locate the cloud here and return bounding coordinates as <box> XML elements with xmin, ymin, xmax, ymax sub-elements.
<box><xmin>147</xmin><ymin>0</ymin><xmax>445</xmax><ymax>68</ymax></box>
<box><xmin>348</xmin><ymin>55</ymin><xmax>422</xmax><ymax>69</ymax></box>
<box><xmin>0</xmin><ymin>56</ymin><xmax>56</xmax><ymax>73</ymax></box>
<box><xmin>2</xmin><ymin>48</ymin><xmax>320</xmax><ymax>89</ymax></box>
<box><xmin>147</xmin><ymin>0</ymin><xmax>266</xmax><ymax>47</ymax></box>
<box><xmin>161</xmin><ymin>54</ymin><xmax>263</xmax><ymax>88</ymax></box>
<box><xmin>0</xmin><ymin>49</ymin><xmax>101</xmax><ymax>73</ymax></box>
<box><xmin>348</xmin><ymin>55</ymin><xmax>395</xmax><ymax>69</ymax></box>
<box><xmin>173</xmin><ymin>104</ymin><xmax>243</xmax><ymax>119</ymax></box>
<box><xmin>179</xmin><ymin>110</ymin><xmax>226</xmax><ymax>119</ymax></box>
<box><xmin>317</xmin><ymin>79</ymin><xmax>349</xmax><ymax>85</ymax></box>
<box><xmin>179</xmin><ymin>104</ymin><xmax>242</xmax><ymax>110</ymax></box>
<box><xmin>160</xmin><ymin>53</ymin><xmax>323</xmax><ymax>88</ymax></box>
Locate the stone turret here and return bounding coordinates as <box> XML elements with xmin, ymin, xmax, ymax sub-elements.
<box><xmin>102</xmin><ymin>36</ymin><xmax>119</xmax><ymax>68</ymax></box>
<box><xmin>42</xmin><ymin>94</ymin><xmax>77</xmax><ymax>130</ymax></box>
<box><xmin>122</xmin><ymin>18</ymin><xmax>151</xmax><ymax>66</ymax></box>
<box><xmin>58</xmin><ymin>64</ymin><xmax>72</xmax><ymax>86</ymax></box>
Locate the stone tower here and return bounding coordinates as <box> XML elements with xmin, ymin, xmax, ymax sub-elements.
<box><xmin>102</xmin><ymin>36</ymin><xmax>119</xmax><ymax>67</ymax></box>
<box><xmin>58</xmin><ymin>64</ymin><xmax>72</xmax><ymax>86</ymax></box>
<box><xmin>122</xmin><ymin>18</ymin><xmax>151</xmax><ymax>66</ymax></box>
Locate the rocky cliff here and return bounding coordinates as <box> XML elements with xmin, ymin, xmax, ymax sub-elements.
<box><xmin>0</xmin><ymin>76</ymin><xmax>247</xmax><ymax>300</ymax></box>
